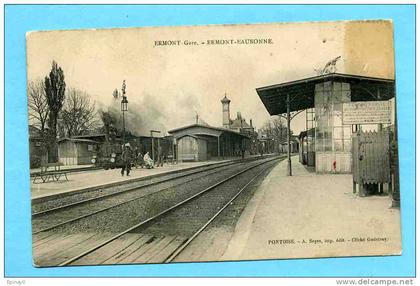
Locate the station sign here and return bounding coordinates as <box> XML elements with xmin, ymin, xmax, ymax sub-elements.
<box><xmin>343</xmin><ymin>101</ymin><xmax>391</xmax><ymax>125</ymax></box>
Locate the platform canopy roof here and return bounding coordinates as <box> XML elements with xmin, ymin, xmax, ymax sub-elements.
<box><xmin>256</xmin><ymin>73</ymin><xmax>395</xmax><ymax>115</ymax></box>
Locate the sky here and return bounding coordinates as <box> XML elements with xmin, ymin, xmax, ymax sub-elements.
<box><xmin>26</xmin><ymin>20</ymin><xmax>394</xmax><ymax>136</ymax></box>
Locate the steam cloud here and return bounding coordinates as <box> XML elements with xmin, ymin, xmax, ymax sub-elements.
<box><xmin>98</xmin><ymin>91</ymin><xmax>203</xmax><ymax>136</ymax></box>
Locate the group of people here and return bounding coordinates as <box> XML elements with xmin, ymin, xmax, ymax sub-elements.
<box><xmin>120</xmin><ymin>143</ymin><xmax>165</xmax><ymax>176</ymax></box>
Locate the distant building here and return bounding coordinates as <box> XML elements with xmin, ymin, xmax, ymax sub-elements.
<box><xmin>279</xmin><ymin>135</ymin><xmax>299</xmax><ymax>154</ymax></box>
<box><xmin>220</xmin><ymin>94</ymin><xmax>255</xmax><ymax>136</ymax></box>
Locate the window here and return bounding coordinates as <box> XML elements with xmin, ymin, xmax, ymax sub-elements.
<box><xmin>316</xmin><ymin>139</ymin><xmax>324</xmax><ymax>151</ymax></box>
<box><xmin>314</xmin><ymin>81</ymin><xmax>353</xmax><ymax>154</ymax></box>
<box><xmin>324</xmin><ymin>139</ymin><xmax>332</xmax><ymax>151</ymax></box>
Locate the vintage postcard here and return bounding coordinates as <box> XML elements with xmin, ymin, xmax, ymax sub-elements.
<box><xmin>27</xmin><ymin>20</ymin><xmax>401</xmax><ymax>267</ymax></box>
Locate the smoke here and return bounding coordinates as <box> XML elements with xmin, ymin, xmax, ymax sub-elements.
<box><xmin>126</xmin><ymin>93</ymin><xmax>168</xmax><ymax>135</ymax></box>
<box><xmin>172</xmin><ymin>91</ymin><xmax>204</xmax><ymax>126</ymax></box>
<box><xmin>98</xmin><ymin>91</ymin><xmax>203</xmax><ymax>136</ymax></box>
<box><xmin>98</xmin><ymin>95</ymin><xmax>165</xmax><ymax>136</ymax></box>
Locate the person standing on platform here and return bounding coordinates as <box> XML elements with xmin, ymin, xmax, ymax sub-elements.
<box><xmin>121</xmin><ymin>143</ymin><xmax>133</xmax><ymax>176</ymax></box>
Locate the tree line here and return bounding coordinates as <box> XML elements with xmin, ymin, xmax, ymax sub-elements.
<box><xmin>28</xmin><ymin>61</ymin><xmax>99</xmax><ymax>162</ymax></box>
<box><xmin>259</xmin><ymin>117</ymin><xmax>292</xmax><ymax>153</ymax></box>
<box><xmin>260</xmin><ymin>117</ymin><xmax>290</xmax><ymax>140</ymax></box>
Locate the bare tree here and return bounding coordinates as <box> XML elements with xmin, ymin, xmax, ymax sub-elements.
<box><xmin>60</xmin><ymin>88</ymin><xmax>99</xmax><ymax>137</ymax></box>
<box><xmin>261</xmin><ymin>117</ymin><xmax>289</xmax><ymax>140</ymax></box>
<box><xmin>28</xmin><ymin>79</ymin><xmax>49</xmax><ymax>133</ymax></box>
<box><xmin>260</xmin><ymin>117</ymin><xmax>290</xmax><ymax>153</ymax></box>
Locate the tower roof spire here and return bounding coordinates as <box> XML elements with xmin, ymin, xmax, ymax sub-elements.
<box><xmin>221</xmin><ymin>92</ymin><xmax>231</xmax><ymax>104</ymax></box>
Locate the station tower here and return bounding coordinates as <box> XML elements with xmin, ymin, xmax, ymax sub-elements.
<box><xmin>221</xmin><ymin>94</ymin><xmax>231</xmax><ymax>128</ymax></box>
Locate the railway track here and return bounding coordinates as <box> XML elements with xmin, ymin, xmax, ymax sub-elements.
<box><xmin>32</xmin><ymin>157</ymin><xmax>282</xmax><ymax>267</ymax></box>
<box><xmin>32</xmin><ymin>156</ymin><xmax>272</xmax><ymax>215</ymax></box>
<box><xmin>32</xmin><ymin>157</ymin><xmax>274</xmax><ymax>234</ymax></box>
<box><xmin>32</xmin><ymin>159</ymin><xmax>246</xmax><ymax>216</ymax></box>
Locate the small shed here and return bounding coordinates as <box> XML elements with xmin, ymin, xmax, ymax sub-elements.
<box><xmin>58</xmin><ymin>138</ymin><xmax>100</xmax><ymax>165</ymax></box>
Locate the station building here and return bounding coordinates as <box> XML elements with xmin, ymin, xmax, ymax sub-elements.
<box><xmin>256</xmin><ymin>72</ymin><xmax>400</xmax><ymax>205</ymax></box>
<box><xmin>168</xmin><ymin>123</ymin><xmax>249</xmax><ymax>162</ymax></box>
<box><xmin>256</xmin><ymin>72</ymin><xmax>399</xmax><ymax>206</ymax></box>
<box><xmin>279</xmin><ymin>136</ymin><xmax>300</xmax><ymax>154</ymax></box>
<box><xmin>256</xmin><ymin>73</ymin><xmax>396</xmax><ymax>174</ymax></box>
<box><xmin>168</xmin><ymin>94</ymin><xmax>255</xmax><ymax>162</ymax></box>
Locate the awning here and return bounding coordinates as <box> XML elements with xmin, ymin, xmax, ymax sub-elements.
<box><xmin>256</xmin><ymin>73</ymin><xmax>395</xmax><ymax>115</ymax></box>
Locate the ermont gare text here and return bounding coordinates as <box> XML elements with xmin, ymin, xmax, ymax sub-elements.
<box><xmin>154</xmin><ymin>38</ymin><xmax>274</xmax><ymax>47</ymax></box>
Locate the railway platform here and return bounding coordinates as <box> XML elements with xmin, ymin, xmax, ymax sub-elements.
<box><xmin>31</xmin><ymin>155</ymin><xmax>265</xmax><ymax>201</ymax></box>
<box><xmin>221</xmin><ymin>155</ymin><xmax>401</xmax><ymax>261</ymax></box>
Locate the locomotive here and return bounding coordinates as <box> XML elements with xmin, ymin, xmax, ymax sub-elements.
<box><xmin>91</xmin><ymin>140</ymin><xmax>124</xmax><ymax>170</ymax></box>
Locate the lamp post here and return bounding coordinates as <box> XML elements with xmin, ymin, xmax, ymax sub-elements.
<box><xmin>150</xmin><ymin>130</ymin><xmax>161</xmax><ymax>161</ymax></box>
<box><xmin>120</xmin><ymin>80</ymin><xmax>128</xmax><ymax>144</ymax></box>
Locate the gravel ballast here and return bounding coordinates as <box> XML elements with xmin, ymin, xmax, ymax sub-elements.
<box><xmin>32</xmin><ymin>157</ymin><xmax>280</xmax><ymax>234</ymax></box>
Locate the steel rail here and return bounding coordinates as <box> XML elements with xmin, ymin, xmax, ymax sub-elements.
<box><xmin>58</xmin><ymin>157</ymin><xmax>280</xmax><ymax>266</ymax></box>
<box><xmin>32</xmin><ymin>159</ymin><xmax>247</xmax><ymax>217</ymax></box>
<box><xmin>32</xmin><ymin>157</ymin><xmax>277</xmax><ymax>234</ymax></box>
<box><xmin>164</xmin><ymin>162</ymin><xmax>275</xmax><ymax>263</ymax></box>
<box><xmin>32</xmin><ymin>160</ymin><xmax>253</xmax><ymax>234</ymax></box>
